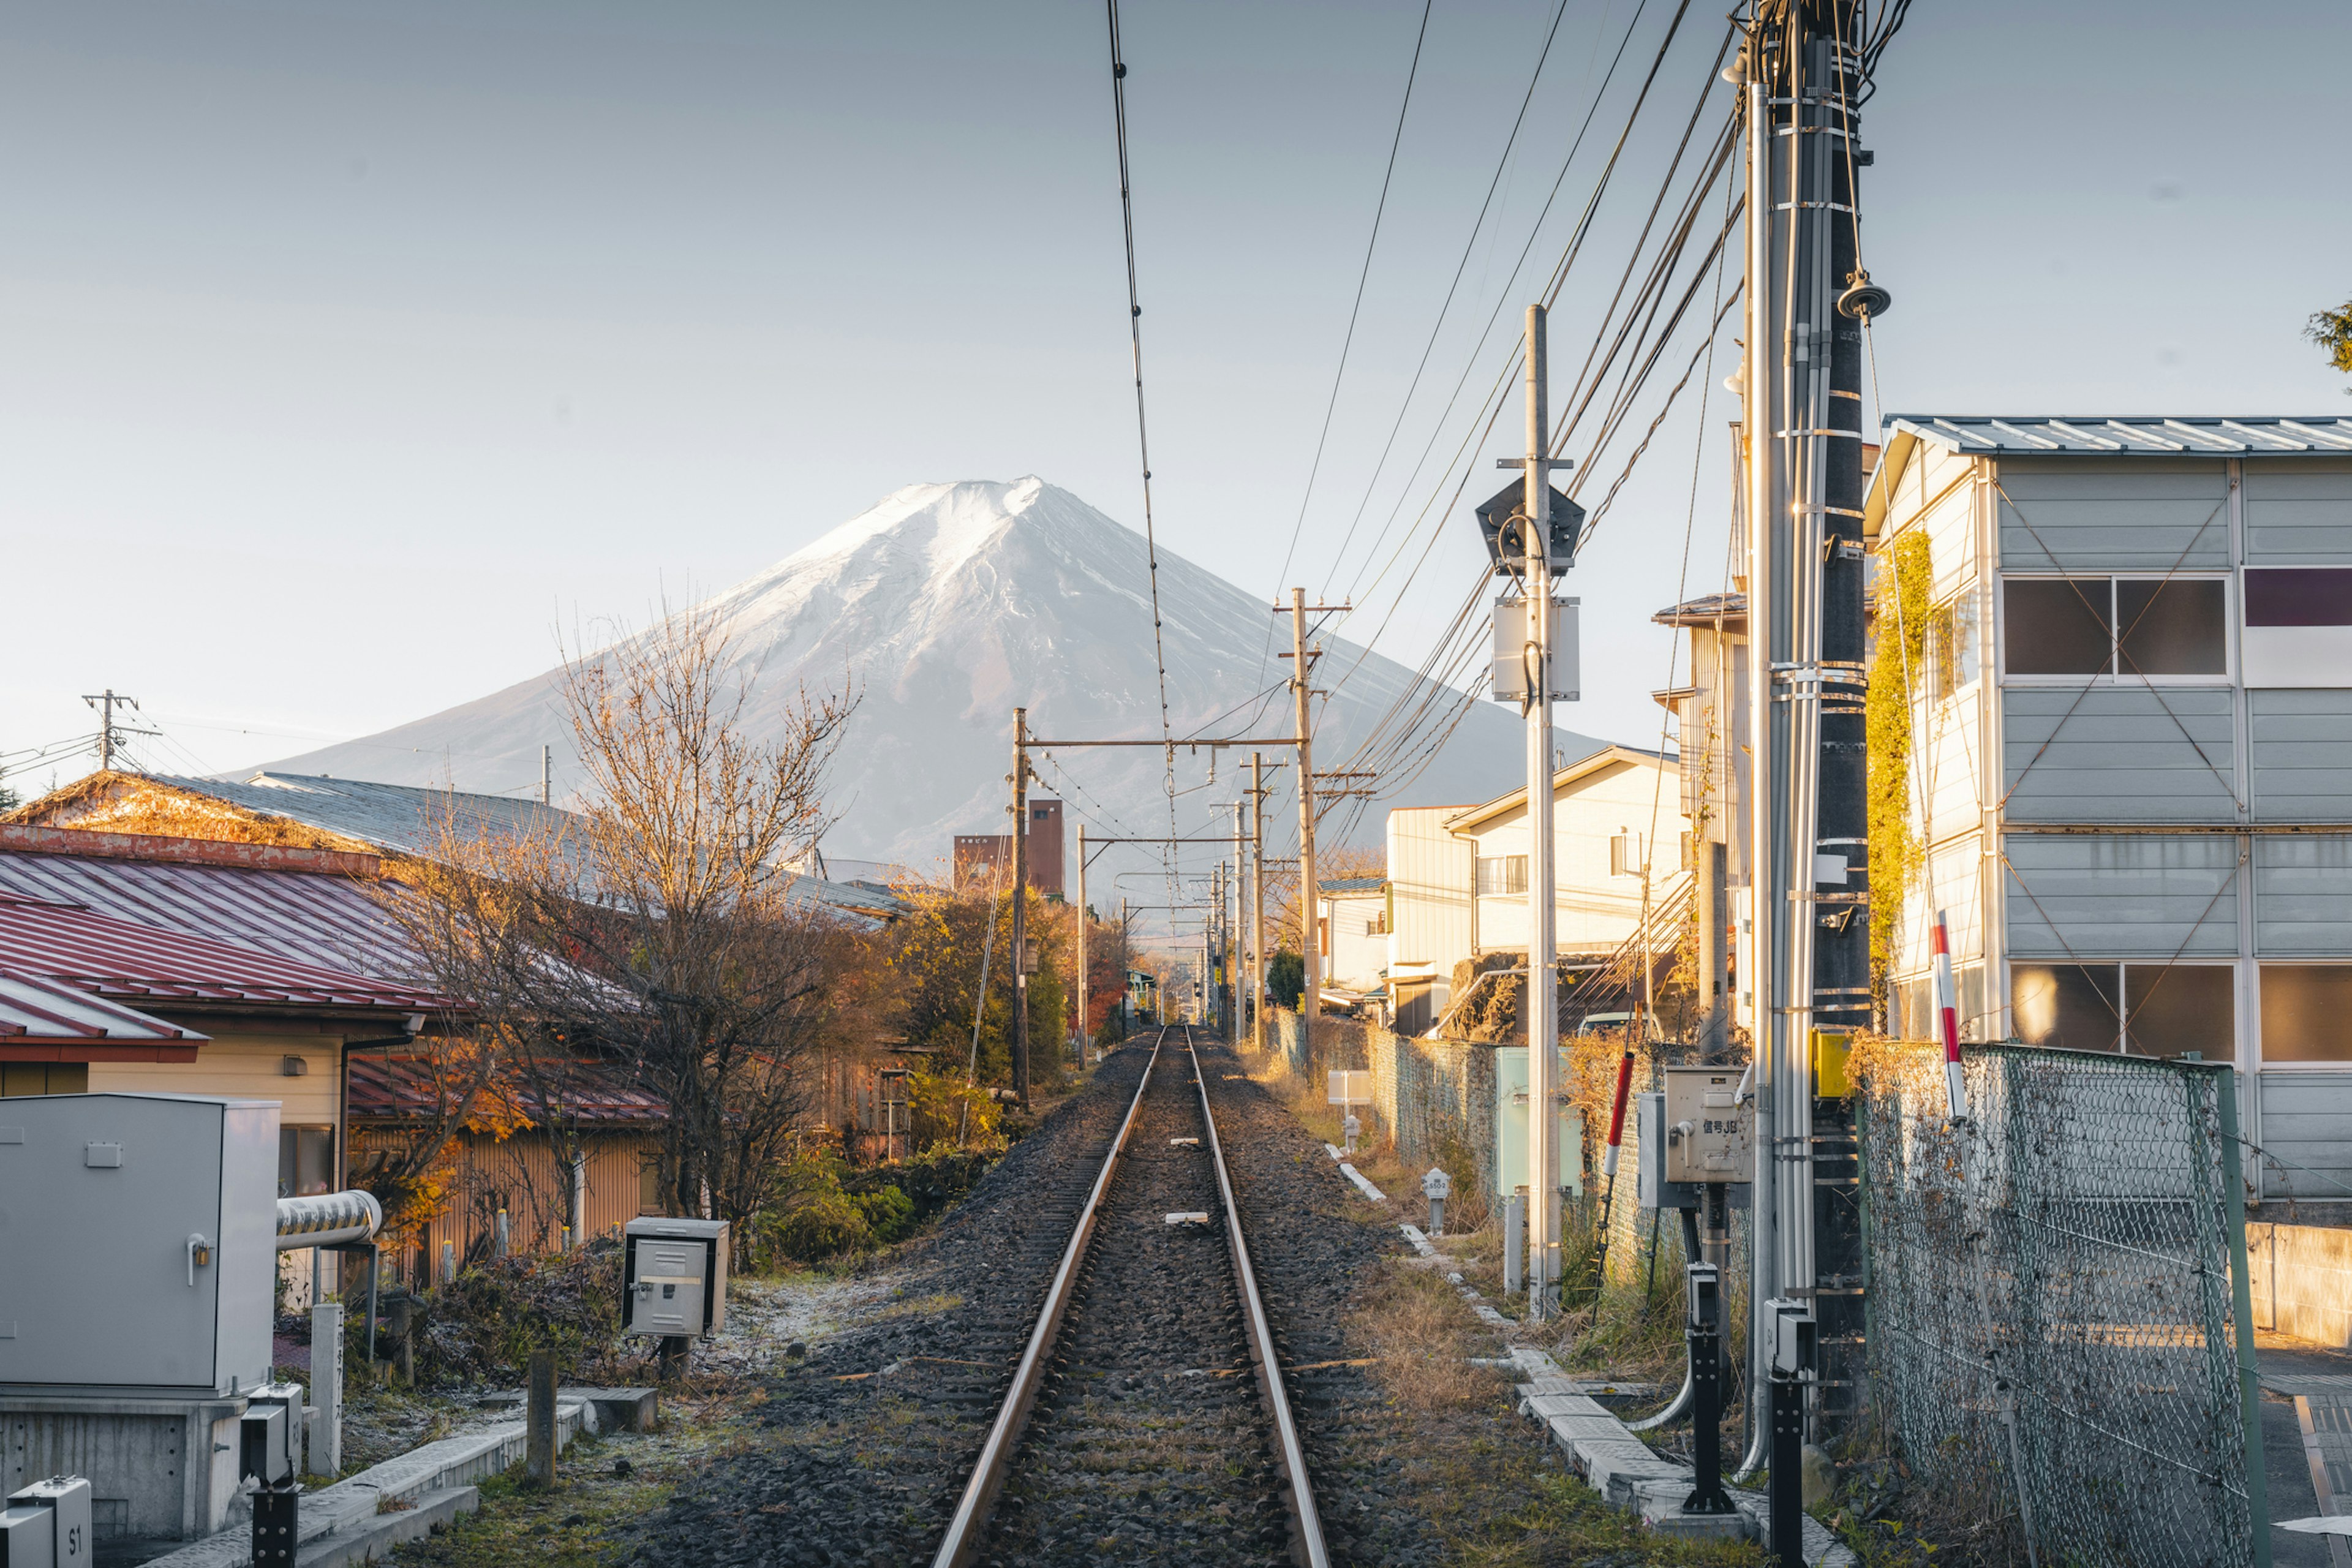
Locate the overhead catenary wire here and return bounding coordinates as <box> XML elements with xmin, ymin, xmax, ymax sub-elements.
<box><xmin>1104</xmin><ymin>0</ymin><xmax>1182</xmax><ymax>914</ymax></box>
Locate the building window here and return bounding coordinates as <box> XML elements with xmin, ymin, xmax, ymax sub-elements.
<box><xmin>1932</xmin><ymin>597</ymin><xmax>1980</xmax><ymax>699</ymax></box>
<box><xmin>2260</xmin><ymin>965</ymin><xmax>2352</xmax><ymax>1063</ymax></box>
<box><xmin>278</xmin><ymin>1126</ymin><xmax>335</xmax><ymax>1197</ymax></box>
<box><xmin>2012</xmin><ymin>962</ymin><xmax>2234</xmax><ymax>1060</ymax></box>
<box><xmin>1476</xmin><ymin>855</ymin><xmax>1528</xmax><ymax>895</ymax></box>
<box><xmin>2005</xmin><ymin>577</ymin><xmax>2228</xmax><ymax>680</ymax></box>
<box><xmin>1608</xmin><ymin>832</ymin><xmax>1643</xmax><ymax>878</ymax></box>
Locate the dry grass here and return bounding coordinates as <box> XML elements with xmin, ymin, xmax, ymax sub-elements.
<box><xmin>1357</xmin><ymin>1263</ymin><xmax>1512</xmax><ymax>1412</ymax></box>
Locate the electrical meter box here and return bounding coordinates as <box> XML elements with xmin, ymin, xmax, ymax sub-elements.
<box><xmin>0</xmin><ymin>1095</ymin><xmax>277</xmax><ymax>1399</ymax></box>
<box><xmin>1662</xmin><ymin>1066</ymin><xmax>1754</xmax><ymax>1185</ymax></box>
<box><xmin>622</xmin><ymin>1218</ymin><xmax>729</xmax><ymax>1338</ymax></box>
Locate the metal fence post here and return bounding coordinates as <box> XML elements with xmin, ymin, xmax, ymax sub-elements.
<box><xmin>2214</xmin><ymin>1066</ymin><xmax>2274</xmax><ymax>1567</ymax></box>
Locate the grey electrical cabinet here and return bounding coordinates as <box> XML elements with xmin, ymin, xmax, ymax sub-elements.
<box><xmin>0</xmin><ymin>1095</ymin><xmax>278</xmax><ymax>1398</ymax></box>
<box><xmin>622</xmin><ymin>1218</ymin><xmax>729</xmax><ymax>1338</ymax></box>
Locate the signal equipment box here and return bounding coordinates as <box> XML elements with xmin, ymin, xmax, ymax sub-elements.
<box><xmin>1662</xmin><ymin>1066</ymin><xmax>1754</xmax><ymax>1185</ymax></box>
<box><xmin>622</xmin><ymin>1218</ymin><xmax>730</xmax><ymax>1338</ymax></box>
<box><xmin>0</xmin><ymin>1095</ymin><xmax>277</xmax><ymax>1398</ymax></box>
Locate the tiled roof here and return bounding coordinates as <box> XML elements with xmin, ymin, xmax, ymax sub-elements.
<box><xmin>0</xmin><ymin>967</ymin><xmax>207</xmax><ymax>1050</ymax></box>
<box><xmin>347</xmin><ymin>1050</ymin><xmax>665</xmax><ymax>1125</ymax></box>
<box><xmin>1653</xmin><ymin>592</ymin><xmax>1746</xmax><ymax>628</ymax></box>
<box><xmin>1887</xmin><ymin>415</ymin><xmax>2352</xmax><ymax>456</ymax></box>
<box><xmin>0</xmin><ymin>893</ymin><xmax>458</xmax><ymax>1017</ymax></box>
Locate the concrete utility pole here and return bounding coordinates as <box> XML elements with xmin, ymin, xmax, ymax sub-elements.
<box><xmin>1076</xmin><ymin>822</ymin><xmax>1088</xmax><ymax>1062</ymax></box>
<box><xmin>1521</xmin><ymin>305</ymin><xmax>1563</xmax><ymax>1321</ymax></box>
<box><xmin>1288</xmin><ymin>588</ymin><xmax>1319</xmax><ymax>1046</ymax></box>
<box><xmin>81</xmin><ymin>689</ymin><xmax>149</xmax><ymax>772</ymax></box>
<box><xmin>1011</xmin><ymin>707</ymin><xmax>1031</xmax><ymax>1107</ymax></box>
<box><xmin>1119</xmin><ymin>897</ymin><xmax>1131</xmax><ymax>1035</ymax></box>
<box><xmin>540</xmin><ymin>744</ymin><xmax>552</xmax><ymax>805</ymax></box>
<box><xmin>1741</xmin><ymin>0</ymin><xmax>1875</xmax><ymax>1463</ymax></box>
<box><xmin>1249</xmin><ymin>754</ymin><xmax>1268</xmax><ymax>1054</ymax></box>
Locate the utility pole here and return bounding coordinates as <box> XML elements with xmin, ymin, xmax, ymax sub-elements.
<box><xmin>540</xmin><ymin>744</ymin><xmax>552</xmax><ymax>805</ymax></box>
<box><xmin>1076</xmin><ymin>823</ymin><xmax>1089</xmax><ymax>1063</ymax></box>
<box><xmin>1249</xmin><ymin>754</ymin><xmax>1268</xmax><ymax>1054</ymax></box>
<box><xmin>1520</xmin><ymin>306</ymin><xmax>1563</xmax><ymax>1322</ymax></box>
<box><xmin>1741</xmin><ymin>0</ymin><xmax>1877</xmax><ymax>1465</ymax></box>
<box><xmin>1230</xmin><ymin>803</ymin><xmax>1245</xmax><ymax>1042</ymax></box>
<box><xmin>1119</xmin><ymin>897</ymin><xmax>1131</xmax><ymax>1035</ymax></box>
<box><xmin>1287</xmin><ymin>589</ymin><xmax>1319</xmax><ymax>1045</ymax></box>
<box><xmin>82</xmin><ymin>689</ymin><xmax>151</xmax><ymax>772</ymax></box>
<box><xmin>1011</xmin><ymin>708</ymin><xmax>1031</xmax><ymax>1107</ymax></box>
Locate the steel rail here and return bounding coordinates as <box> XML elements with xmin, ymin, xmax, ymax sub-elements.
<box><xmin>1185</xmin><ymin>1029</ymin><xmax>1332</xmax><ymax>1568</ymax></box>
<box><xmin>929</xmin><ymin>1028</ymin><xmax>1167</xmax><ymax>1568</ymax></box>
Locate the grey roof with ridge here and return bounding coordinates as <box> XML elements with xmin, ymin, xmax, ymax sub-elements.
<box><xmin>1887</xmin><ymin>415</ymin><xmax>2352</xmax><ymax>456</ymax></box>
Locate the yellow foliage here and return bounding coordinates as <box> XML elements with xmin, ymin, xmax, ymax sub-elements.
<box><xmin>1868</xmin><ymin>532</ymin><xmax>1936</xmax><ymax>1012</ymax></box>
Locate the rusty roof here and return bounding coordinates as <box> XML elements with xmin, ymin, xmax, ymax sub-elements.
<box><xmin>0</xmin><ymin>893</ymin><xmax>458</xmax><ymax>1017</ymax></box>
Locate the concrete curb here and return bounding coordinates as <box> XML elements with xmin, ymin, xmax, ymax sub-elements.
<box><xmin>1320</xmin><ymin>1142</ymin><xmax>1389</xmax><ymax>1203</ymax></box>
<box><xmin>293</xmin><ymin>1484</ymin><xmax>477</xmax><ymax>1567</ymax></box>
<box><xmin>146</xmin><ymin>1399</ymin><xmax>589</xmax><ymax>1567</ymax></box>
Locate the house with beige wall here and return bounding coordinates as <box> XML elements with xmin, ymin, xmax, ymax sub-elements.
<box><xmin>1383</xmin><ymin>746</ymin><xmax>1692</xmax><ymax>1033</ymax></box>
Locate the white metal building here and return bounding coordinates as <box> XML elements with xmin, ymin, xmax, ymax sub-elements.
<box><xmin>1870</xmin><ymin>413</ymin><xmax>2352</xmax><ymax>1198</ymax></box>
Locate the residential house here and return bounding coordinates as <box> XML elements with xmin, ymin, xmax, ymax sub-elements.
<box><xmin>1867</xmin><ymin>413</ymin><xmax>2352</xmax><ymax>1197</ymax></box>
<box><xmin>1383</xmin><ymin>746</ymin><xmax>1694</xmax><ymax>1034</ymax></box>
<box><xmin>1317</xmin><ymin>876</ymin><xmax>1388</xmax><ymax>997</ymax></box>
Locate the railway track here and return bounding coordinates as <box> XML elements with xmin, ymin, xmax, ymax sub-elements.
<box><xmin>930</xmin><ymin>1025</ymin><xmax>1329</xmax><ymax>1568</ymax></box>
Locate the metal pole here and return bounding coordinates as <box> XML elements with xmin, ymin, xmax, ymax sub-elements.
<box><xmin>1741</xmin><ymin>49</ymin><xmax>1784</xmax><ymax>1470</ymax></box>
<box><xmin>1076</xmin><ymin>823</ymin><xmax>1089</xmax><ymax>1062</ymax></box>
<box><xmin>1012</xmin><ymin>708</ymin><xmax>1031</xmax><ymax>1107</ymax></box>
<box><xmin>1250</xmin><ymin>754</ymin><xmax>1267</xmax><ymax>1054</ymax></box>
<box><xmin>1523</xmin><ymin>303</ymin><xmax>1561</xmax><ymax>1319</ymax></box>
<box><xmin>1291</xmin><ymin>589</ymin><xmax>1318</xmax><ymax>1057</ymax></box>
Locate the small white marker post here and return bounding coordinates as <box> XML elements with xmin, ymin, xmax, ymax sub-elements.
<box><xmin>1327</xmin><ymin>1069</ymin><xmax>1370</xmax><ymax>1155</ymax></box>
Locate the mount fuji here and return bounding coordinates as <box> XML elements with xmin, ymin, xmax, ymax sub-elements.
<box><xmin>260</xmin><ymin>478</ymin><xmax>1609</xmax><ymax>866</ymax></box>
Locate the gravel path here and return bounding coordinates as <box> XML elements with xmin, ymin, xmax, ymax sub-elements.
<box><xmin>623</xmin><ymin>1033</ymin><xmax>1507</xmax><ymax>1568</ymax></box>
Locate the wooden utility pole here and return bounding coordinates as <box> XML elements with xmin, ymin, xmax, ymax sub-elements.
<box><xmin>1229</xmin><ymin>803</ymin><xmax>1245</xmax><ymax>1042</ymax></box>
<box><xmin>1011</xmin><ymin>707</ymin><xmax>1030</xmax><ymax>1107</ymax></box>
<box><xmin>1288</xmin><ymin>588</ymin><xmax>1319</xmax><ymax>1053</ymax></box>
<box><xmin>1248</xmin><ymin>753</ymin><xmax>1268</xmax><ymax>1054</ymax></box>
<box><xmin>1075</xmin><ymin>822</ymin><xmax>1088</xmax><ymax>1063</ymax></box>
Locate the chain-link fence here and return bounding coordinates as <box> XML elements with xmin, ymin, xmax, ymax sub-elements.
<box><xmin>1859</xmin><ymin>1043</ymin><xmax>2266</xmax><ymax>1566</ymax></box>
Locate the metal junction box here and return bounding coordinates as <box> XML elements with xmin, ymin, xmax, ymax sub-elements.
<box><xmin>1662</xmin><ymin>1066</ymin><xmax>1754</xmax><ymax>1185</ymax></box>
<box><xmin>1</xmin><ymin>1476</ymin><xmax>93</xmax><ymax>1567</ymax></box>
<box><xmin>622</xmin><ymin>1218</ymin><xmax>729</xmax><ymax>1338</ymax></box>
<box><xmin>0</xmin><ymin>1095</ymin><xmax>277</xmax><ymax>1398</ymax></box>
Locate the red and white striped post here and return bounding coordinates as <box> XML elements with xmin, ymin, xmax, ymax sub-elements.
<box><xmin>1931</xmin><ymin>911</ymin><xmax>1969</xmax><ymax>1121</ymax></box>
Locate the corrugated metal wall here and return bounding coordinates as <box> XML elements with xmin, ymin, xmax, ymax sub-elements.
<box><xmin>2002</xmin><ymin>688</ymin><xmax>2237</xmax><ymax>821</ymax></box>
<box><xmin>1995</xmin><ymin>458</ymin><xmax>2231</xmax><ymax>570</ymax></box>
<box><xmin>2255</xmin><ymin>837</ymin><xmax>2352</xmax><ymax>953</ymax></box>
<box><xmin>2250</xmin><ymin>690</ymin><xmax>2352</xmax><ymax>818</ymax></box>
<box><xmin>2245</xmin><ymin>458</ymin><xmax>2352</xmax><ymax>563</ymax></box>
<box><xmin>2003</xmin><ymin>834</ymin><xmax>2239</xmax><ymax>957</ymax></box>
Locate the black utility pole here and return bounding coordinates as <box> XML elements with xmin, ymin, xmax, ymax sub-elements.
<box><xmin>1746</xmin><ymin>0</ymin><xmax>1882</xmax><ymax>1447</ymax></box>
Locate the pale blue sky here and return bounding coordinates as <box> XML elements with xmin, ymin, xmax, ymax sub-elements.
<box><xmin>3</xmin><ymin>0</ymin><xmax>2346</xmax><ymax>796</ymax></box>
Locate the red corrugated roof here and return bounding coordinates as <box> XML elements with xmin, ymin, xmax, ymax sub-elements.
<box><xmin>346</xmin><ymin>1050</ymin><xmax>665</xmax><ymax>1124</ymax></box>
<box><xmin>0</xmin><ymin>965</ymin><xmax>208</xmax><ymax>1054</ymax></box>
<box><xmin>0</xmin><ymin>893</ymin><xmax>460</xmax><ymax>1016</ymax></box>
<box><xmin>0</xmin><ymin>845</ymin><xmax>415</xmax><ymax>978</ymax></box>
<box><xmin>0</xmin><ymin>824</ymin><xmax>382</xmax><ymax>878</ymax></box>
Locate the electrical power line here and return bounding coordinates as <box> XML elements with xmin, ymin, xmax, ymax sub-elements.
<box><xmin>1104</xmin><ymin>0</ymin><xmax>1182</xmax><ymax>913</ymax></box>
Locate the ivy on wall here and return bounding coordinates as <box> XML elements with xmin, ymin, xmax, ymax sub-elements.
<box><xmin>1867</xmin><ymin>531</ymin><xmax>1936</xmax><ymax>1018</ymax></box>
